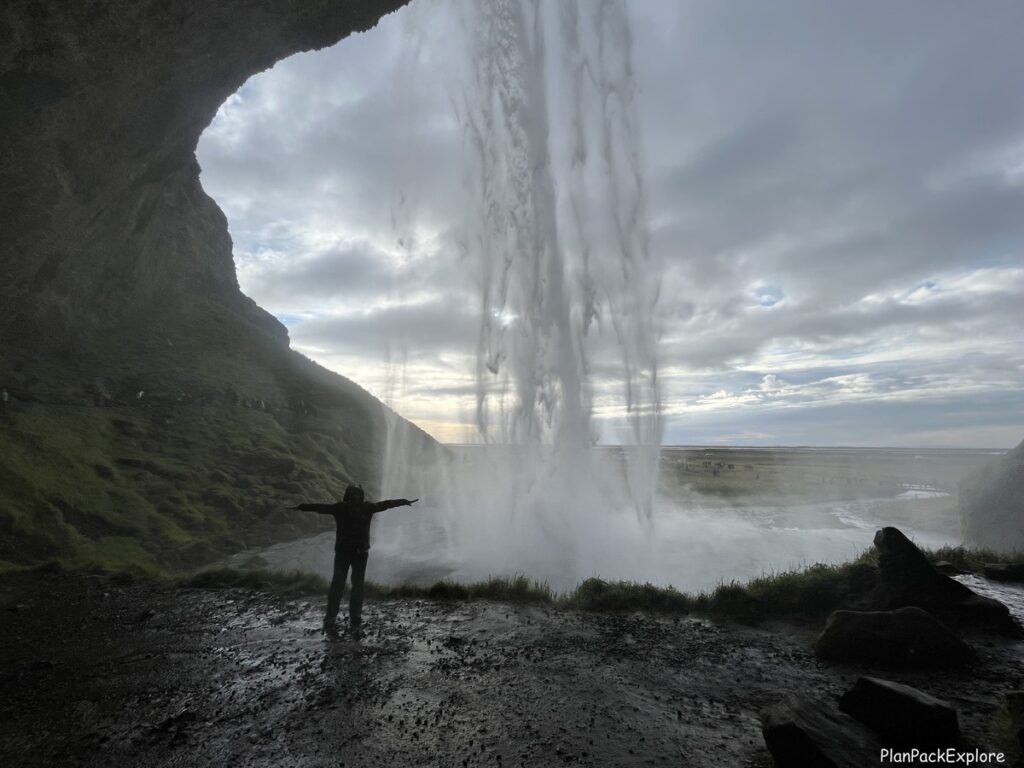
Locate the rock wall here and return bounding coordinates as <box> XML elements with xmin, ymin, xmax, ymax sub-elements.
<box><xmin>1</xmin><ymin>0</ymin><xmax>406</xmax><ymax>345</ymax></box>
<box><xmin>0</xmin><ymin>0</ymin><xmax>438</xmax><ymax>571</ymax></box>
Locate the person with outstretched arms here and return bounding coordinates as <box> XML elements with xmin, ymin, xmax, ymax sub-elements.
<box><xmin>290</xmin><ymin>485</ymin><xmax>417</xmax><ymax>634</ymax></box>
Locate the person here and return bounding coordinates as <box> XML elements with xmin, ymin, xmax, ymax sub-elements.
<box><xmin>290</xmin><ymin>485</ymin><xmax>418</xmax><ymax>634</ymax></box>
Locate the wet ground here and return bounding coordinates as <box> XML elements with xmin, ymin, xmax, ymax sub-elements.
<box><xmin>2</xmin><ymin>572</ymin><xmax>1023</xmax><ymax>767</ymax></box>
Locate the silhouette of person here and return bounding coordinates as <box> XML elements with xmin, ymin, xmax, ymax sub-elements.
<box><xmin>291</xmin><ymin>485</ymin><xmax>417</xmax><ymax>633</ymax></box>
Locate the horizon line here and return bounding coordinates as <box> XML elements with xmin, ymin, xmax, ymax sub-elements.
<box><xmin>440</xmin><ymin>442</ymin><xmax>1012</xmax><ymax>452</ymax></box>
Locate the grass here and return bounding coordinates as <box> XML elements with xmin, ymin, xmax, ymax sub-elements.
<box><xmin>0</xmin><ymin>304</ymin><xmax>416</xmax><ymax>574</ymax></box>
<box><xmin>567</xmin><ymin>577</ymin><xmax>696</xmax><ymax>613</ymax></box>
<box><xmin>925</xmin><ymin>545</ymin><xmax>1024</xmax><ymax>572</ymax></box>
<box><xmin>0</xmin><ymin>398</ymin><xmax>377</xmax><ymax>571</ymax></box>
<box><xmin>179</xmin><ymin>570</ymin><xmax>554</xmax><ymax>603</ymax></box>
<box><xmin>174</xmin><ymin>564</ymin><xmax>868</xmax><ymax>623</ymax></box>
<box><xmin>371</xmin><ymin>574</ymin><xmax>555</xmax><ymax>604</ymax></box>
<box><xmin>12</xmin><ymin>542</ymin><xmax>1022</xmax><ymax>624</ymax></box>
<box><xmin>169</xmin><ymin>544</ymin><xmax>1012</xmax><ymax>624</ymax></box>
<box><xmin>656</xmin><ymin>446</ymin><xmax>996</xmax><ymax>505</ymax></box>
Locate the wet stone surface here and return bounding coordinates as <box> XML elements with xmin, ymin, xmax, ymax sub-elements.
<box><xmin>1</xmin><ymin>572</ymin><xmax>1022</xmax><ymax>767</ymax></box>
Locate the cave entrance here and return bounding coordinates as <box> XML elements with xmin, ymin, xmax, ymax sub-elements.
<box><xmin>197</xmin><ymin>6</ymin><xmax>472</xmax><ymax>444</ymax></box>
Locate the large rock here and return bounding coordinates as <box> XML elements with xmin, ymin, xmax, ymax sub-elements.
<box><xmin>839</xmin><ymin>677</ymin><xmax>960</xmax><ymax>748</ymax></box>
<box><xmin>870</xmin><ymin>527</ymin><xmax>1017</xmax><ymax>634</ymax></box>
<box><xmin>1</xmin><ymin>0</ymin><xmax>408</xmax><ymax>343</ymax></box>
<box><xmin>761</xmin><ymin>695</ymin><xmax>882</xmax><ymax>768</ymax></box>
<box><xmin>961</xmin><ymin>439</ymin><xmax>1024</xmax><ymax>551</ymax></box>
<box><xmin>815</xmin><ymin>607</ymin><xmax>972</xmax><ymax>668</ymax></box>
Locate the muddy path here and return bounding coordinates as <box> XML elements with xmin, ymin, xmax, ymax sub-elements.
<box><xmin>2</xmin><ymin>573</ymin><xmax>1022</xmax><ymax>767</ymax></box>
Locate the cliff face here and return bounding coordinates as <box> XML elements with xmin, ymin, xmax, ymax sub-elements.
<box><xmin>961</xmin><ymin>439</ymin><xmax>1024</xmax><ymax>551</ymax></box>
<box><xmin>0</xmin><ymin>0</ymin><xmax>434</xmax><ymax>572</ymax></box>
<box><xmin>1</xmin><ymin>0</ymin><xmax>405</xmax><ymax>344</ymax></box>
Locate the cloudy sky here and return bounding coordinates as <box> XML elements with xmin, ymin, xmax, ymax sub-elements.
<box><xmin>197</xmin><ymin>0</ymin><xmax>1024</xmax><ymax>448</ymax></box>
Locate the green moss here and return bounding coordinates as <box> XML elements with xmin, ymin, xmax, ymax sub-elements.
<box><xmin>0</xmin><ymin>397</ymin><xmax>375</xmax><ymax>571</ymax></box>
<box><xmin>0</xmin><ymin>296</ymin><xmax>411</xmax><ymax>575</ymax></box>
<box><xmin>87</xmin><ymin>536</ymin><xmax>161</xmax><ymax>570</ymax></box>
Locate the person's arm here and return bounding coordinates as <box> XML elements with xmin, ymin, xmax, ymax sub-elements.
<box><xmin>372</xmin><ymin>498</ymin><xmax>418</xmax><ymax>513</ymax></box>
<box><xmin>288</xmin><ymin>503</ymin><xmax>336</xmax><ymax>515</ymax></box>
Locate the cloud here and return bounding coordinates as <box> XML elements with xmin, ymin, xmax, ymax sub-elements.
<box><xmin>237</xmin><ymin>237</ymin><xmax>470</xmax><ymax>311</ymax></box>
<box><xmin>195</xmin><ymin>0</ymin><xmax>1024</xmax><ymax>446</ymax></box>
<box><xmin>290</xmin><ymin>299</ymin><xmax>478</xmax><ymax>359</ymax></box>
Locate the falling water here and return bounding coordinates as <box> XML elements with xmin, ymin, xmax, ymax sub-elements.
<box><xmin>379</xmin><ymin>0</ymin><xmax>662</xmax><ymax>588</ymax></box>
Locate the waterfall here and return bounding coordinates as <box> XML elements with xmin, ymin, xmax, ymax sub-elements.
<box><xmin>380</xmin><ymin>0</ymin><xmax>662</xmax><ymax>588</ymax></box>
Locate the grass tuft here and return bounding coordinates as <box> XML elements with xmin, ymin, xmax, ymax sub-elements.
<box><xmin>925</xmin><ymin>545</ymin><xmax>1024</xmax><ymax>572</ymax></box>
<box><xmin>567</xmin><ymin>578</ymin><xmax>696</xmax><ymax>613</ymax></box>
<box><xmin>370</xmin><ymin>574</ymin><xmax>554</xmax><ymax>604</ymax></box>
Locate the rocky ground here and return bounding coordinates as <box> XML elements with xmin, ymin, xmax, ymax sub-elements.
<box><xmin>1</xmin><ymin>572</ymin><xmax>1022</xmax><ymax>767</ymax></box>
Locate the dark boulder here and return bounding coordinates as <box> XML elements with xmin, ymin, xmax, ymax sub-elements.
<box><xmin>761</xmin><ymin>695</ymin><xmax>882</xmax><ymax>768</ymax></box>
<box><xmin>869</xmin><ymin>527</ymin><xmax>1017</xmax><ymax>634</ymax></box>
<box><xmin>815</xmin><ymin>607</ymin><xmax>972</xmax><ymax>668</ymax></box>
<box><xmin>839</xmin><ymin>676</ymin><xmax>959</xmax><ymax>748</ymax></box>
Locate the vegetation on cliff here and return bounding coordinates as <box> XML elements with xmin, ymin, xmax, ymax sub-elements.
<box><xmin>0</xmin><ymin>312</ymin><xmax>438</xmax><ymax>572</ymax></box>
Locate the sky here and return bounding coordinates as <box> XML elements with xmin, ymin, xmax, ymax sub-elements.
<box><xmin>196</xmin><ymin>0</ymin><xmax>1024</xmax><ymax>448</ymax></box>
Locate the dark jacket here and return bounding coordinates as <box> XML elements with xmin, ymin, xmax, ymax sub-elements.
<box><xmin>296</xmin><ymin>499</ymin><xmax>412</xmax><ymax>552</ymax></box>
